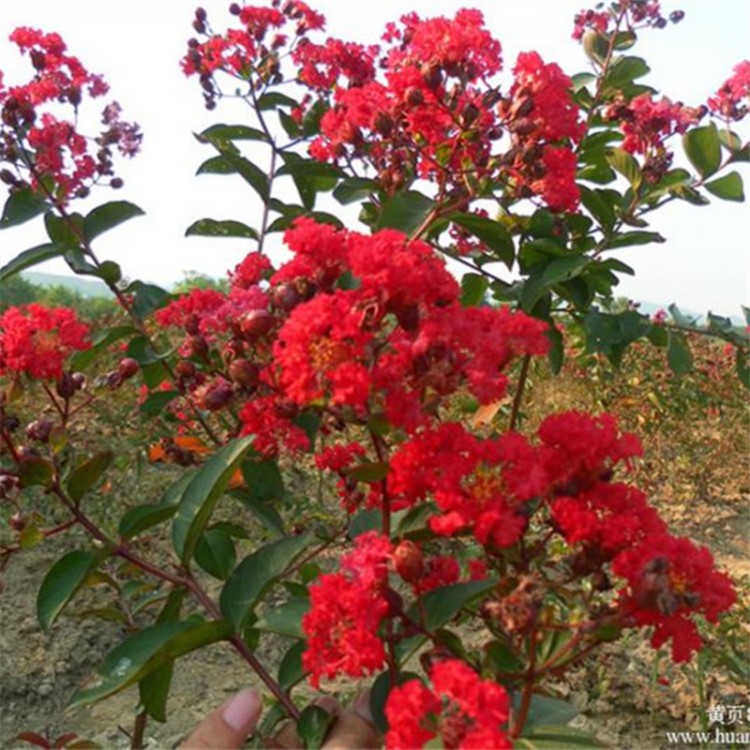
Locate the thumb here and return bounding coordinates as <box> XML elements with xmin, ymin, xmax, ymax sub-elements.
<box><xmin>182</xmin><ymin>688</ymin><xmax>263</xmax><ymax>749</ymax></box>
<box><xmin>323</xmin><ymin>691</ymin><xmax>382</xmax><ymax>750</ymax></box>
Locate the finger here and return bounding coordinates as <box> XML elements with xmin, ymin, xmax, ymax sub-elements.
<box><xmin>269</xmin><ymin>697</ymin><xmax>342</xmax><ymax>749</ymax></box>
<box><xmin>323</xmin><ymin>691</ymin><xmax>382</xmax><ymax>750</ymax></box>
<box><xmin>182</xmin><ymin>688</ymin><xmax>262</xmax><ymax>749</ymax></box>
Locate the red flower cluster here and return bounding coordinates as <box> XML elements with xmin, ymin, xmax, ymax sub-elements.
<box><xmin>385</xmin><ymin>660</ymin><xmax>511</xmax><ymax>749</ymax></box>
<box><xmin>302</xmin><ymin>531</ymin><xmax>391</xmax><ymax>687</ymax></box>
<box><xmin>572</xmin><ymin>1</ymin><xmax>671</xmax><ymax>40</ymax></box>
<box><xmin>613</xmin><ymin>534</ymin><xmax>736</xmax><ymax>662</ymax></box>
<box><xmin>0</xmin><ymin>304</ymin><xmax>90</xmax><ymax>380</ymax></box>
<box><xmin>1</xmin><ymin>27</ymin><xmax>141</xmax><ymax>202</ymax></box>
<box><xmin>708</xmin><ymin>61</ymin><xmax>750</xmax><ymax>122</ymax></box>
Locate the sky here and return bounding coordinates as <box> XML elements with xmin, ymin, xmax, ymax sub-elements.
<box><xmin>1</xmin><ymin>0</ymin><xmax>748</xmax><ymax>316</ymax></box>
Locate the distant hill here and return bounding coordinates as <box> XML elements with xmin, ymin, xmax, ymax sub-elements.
<box><xmin>22</xmin><ymin>272</ymin><xmax>113</xmax><ymax>298</ymax></box>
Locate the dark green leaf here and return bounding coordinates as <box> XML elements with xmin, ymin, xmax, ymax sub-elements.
<box><xmin>333</xmin><ymin>177</ymin><xmax>378</xmax><ymax>205</ymax></box>
<box><xmin>171</xmin><ymin>436</ymin><xmax>255</xmax><ymax>562</ymax></box>
<box><xmin>220</xmin><ymin>534</ymin><xmax>313</xmax><ymax>631</ymax></box>
<box><xmin>451</xmin><ymin>213</ymin><xmax>514</xmax><ymax>268</ymax></box>
<box><xmin>278</xmin><ymin>641</ymin><xmax>306</xmax><ymax>691</ymax></box>
<box><xmin>199</xmin><ymin>124</ymin><xmax>269</xmax><ymax>143</ymax></box>
<box><xmin>516</xmin><ymin>695</ymin><xmax>579</xmax><ymax>730</ymax></box>
<box><xmin>231</xmin><ymin>488</ymin><xmax>285</xmax><ymax>537</ymax></box>
<box><xmin>297</xmin><ymin>705</ymin><xmax>335</xmax><ymax>749</ymax></box>
<box><xmin>256</xmin><ymin>92</ymin><xmax>298</xmax><ymax>110</ymax></box>
<box><xmin>37</xmin><ymin>550</ymin><xmax>101</xmax><ymax>632</ymax></box>
<box><xmin>604</xmin><ymin>55</ymin><xmax>650</xmax><ymax>89</ymax></box>
<box><xmin>736</xmin><ymin>348</ymin><xmax>749</xmax><ymax>389</ymax></box>
<box><xmin>70</xmin><ymin>620</ymin><xmax>231</xmax><ymax>708</ymax></box>
<box><xmin>139</xmin><ymin>391</ymin><xmax>179</xmax><ymax>417</ymax></box>
<box><xmin>460</xmin><ymin>273</ymin><xmax>489</xmax><ymax>307</ymax></box>
<box><xmin>584</xmin><ymin>309</ymin><xmax>651</xmax><ymax>366</ymax></box>
<box><xmin>18</xmin><ymin>457</ymin><xmax>54</xmax><ymax>489</ymax></box>
<box><xmin>667</xmin><ymin>303</ymin><xmax>698</xmax><ymax>328</ymax></box>
<box><xmin>570</xmin><ymin>72</ymin><xmax>596</xmax><ymax>92</ymax></box>
<box><xmin>196</xmin><ymin>156</ymin><xmax>235</xmax><ymax>175</ymax></box>
<box><xmin>667</xmin><ymin>331</ymin><xmax>693</xmax><ymax>376</ymax></box>
<box><xmin>0</xmin><ymin>188</ymin><xmax>48</xmax><ymax>229</ymax></box>
<box><xmin>521</xmin><ymin>256</ymin><xmax>589</xmax><ymax>313</ymax></box>
<box><xmin>67</xmin><ymin>452</ymin><xmax>113</xmax><ymax>502</ymax></box>
<box><xmin>419</xmin><ymin>578</ymin><xmax>497</xmax><ymax>632</ymax></box>
<box><xmin>683</xmin><ymin>124</ymin><xmax>722</xmax><ymax>178</ymax></box>
<box><xmin>704</xmin><ymin>171</ymin><xmax>744</xmax><ymax>202</ymax></box>
<box><xmin>45</xmin><ymin>211</ymin><xmax>84</xmax><ymax>246</ymax></box>
<box><xmin>348</xmin><ymin>461</ymin><xmax>389</xmax><ymax>483</ymax></box>
<box><xmin>580</xmin><ymin>188</ymin><xmax>617</xmax><ymax>233</ymax></box>
<box><xmin>0</xmin><ymin>242</ymin><xmax>71</xmax><ymax>282</ymax></box>
<box><xmin>603</xmin><ymin>231</ymin><xmax>665</xmax><ymax>249</ymax></box>
<box><xmin>119</xmin><ymin>502</ymin><xmax>179</xmax><ymax>539</ymax></box>
<box><xmin>84</xmin><ymin>201</ymin><xmax>144</xmax><ymax>242</ymax></box>
<box><xmin>185</xmin><ymin>219</ymin><xmax>259</xmax><ymax>239</ymax></box>
<box><xmin>606</xmin><ymin>148</ymin><xmax>641</xmax><ymax>188</ymax></box>
<box><xmin>213</xmin><ymin>150</ymin><xmax>270</xmax><ymax>202</ymax></box>
<box><xmin>582</xmin><ymin>30</ymin><xmax>609</xmax><ymax>66</ymax></box>
<box><xmin>240</xmin><ymin>458</ymin><xmax>284</xmax><ymax>503</ymax></box>
<box><xmin>195</xmin><ymin>526</ymin><xmax>237</xmax><ymax>580</ymax></box>
<box><xmin>348</xmin><ymin>509</ymin><xmax>382</xmax><ymax>539</ymax></box>
<box><xmin>278</xmin><ymin>109</ymin><xmax>301</xmax><ymax>138</ymax></box>
<box><xmin>255</xmin><ymin>598</ymin><xmax>310</xmax><ymax>638</ymax></box>
<box><xmin>517</xmin><ymin>725</ymin><xmax>609</xmax><ymax>749</ymax></box>
<box><xmin>127</xmin><ymin>281</ymin><xmax>171</xmax><ymax>319</ymax></box>
<box><xmin>377</xmin><ymin>190</ymin><xmax>435</xmax><ymax>236</ymax></box>
<box><xmin>547</xmin><ymin>322</ymin><xmax>564</xmax><ymax>374</ymax></box>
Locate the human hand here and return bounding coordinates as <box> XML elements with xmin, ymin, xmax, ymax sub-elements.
<box><xmin>182</xmin><ymin>688</ymin><xmax>382</xmax><ymax>749</ymax></box>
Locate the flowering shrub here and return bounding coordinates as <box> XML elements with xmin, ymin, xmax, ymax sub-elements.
<box><xmin>1</xmin><ymin>1</ymin><xmax>748</xmax><ymax>747</ymax></box>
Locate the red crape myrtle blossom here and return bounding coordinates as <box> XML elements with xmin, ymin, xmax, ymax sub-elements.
<box><xmin>572</xmin><ymin>0</ymin><xmax>672</xmax><ymax>40</ymax></box>
<box><xmin>385</xmin><ymin>659</ymin><xmax>511</xmax><ymax>749</ymax></box>
<box><xmin>1</xmin><ymin>27</ymin><xmax>141</xmax><ymax>202</ymax></box>
<box><xmin>387</xmin><ymin>423</ymin><xmax>549</xmax><ymax>548</ymax></box>
<box><xmin>708</xmin><ymin>61</ymin><xmax>750</xmax><ymax>122</ymax></box>
<box><xmin>613</xmin><ymin>534</ymin><xmax>736</xmax><ymax>662</ymax></box>
<box><xmin>302</xmin><ymin>531</ymin><xmax>392</xmax><ymax>687</ymax></box>
<box><xmin>0</xmin><ymin>304</ymin><xmax>90</xmax><ymax>381</ymax></box>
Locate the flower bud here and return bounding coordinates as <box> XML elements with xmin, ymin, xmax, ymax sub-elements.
<box><xmin>26</xmin><ymin>419</ymin><xmax>54</xmax><ymax>443</ymax></box>
<box><xmin>239</xmin><ymin>309</ymin><xmax>274</xmax><ymax>341</ymax></box>
<box><xmin>197</xmin><ymin>379</ymin><xmax>234</xmax><ymax>411</ymax></box>
<box><xmin>9</xmin><ymin>512</ymin><xmax>25</xmax><ymax>532</ymax></box>
<box><xmin>117</xmin><ymin>357</ymin><xmax>139</xmax><ymax>380</ymax></box>
<box><xmin>270</xmin><ymin>283</ymin><xmax>302</xmax><ymax>313</ymax></box>
<box><xmin>393</xmin><ymin>540</ymin><xmax>425</xmax><ymax>583</ymax></box>
<box><xmin>405</xmin><ymin>87</ymin><xmax>425</xmax><ymax>107</ymax></box>
<box><xmin>188</xmin><ymin>335</ymin><xmax>209</xmax><ymax>359</ymax></box>
<box><xmin>228</xmin><ymin>359</ymin><xmax>261</xmax><ymax>390</ymax></box>
<box><xmin>56</xmin><ymin>373</ymin><xmax>77</xmax><ymax>399</ymax></box>
<box><xmin>175</xmin><ymin>360</ymin><xmax>197</xmax><ymax>379</ymax></box>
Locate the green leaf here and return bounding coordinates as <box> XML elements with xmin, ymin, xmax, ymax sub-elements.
<box><xmin>185</xmin><ymin>219</ymin><xmax>259</xmax><ymax>239</ymax></box>
<box><xmin>603</xmin><ymin>55</ymin><xmax>650</xmax><ymax>89</ymax></box>
<box><xmin>521</xmin><ymin>256</ymin><xmax>589</xmax><ymax>313</ymax></box>
<box><xmin>582</xmin><ymin>30</ymin><xmax>609</xmax><ymax>66</ymax></box>
<box><xmin>584</xmin><ymin>309</ymin><xmax>651</xmax><ymax>366</ymax></box>
<box><xmin>603</xmin><ymin>230</ymin><xmax>665</xmax><ymax>249</ymax></box>
<box><xmin>451</xmin><ymin>213</ymin><xmax>514</xmax><ymax>268</ymax></box>
<box><xmin>333</xmin><ymin>177</ymin><xmax>378</xmax><ymax>205</ymax></box>
<box><xmin>256</xmin><ymin>92</ymin><xmax>298</xmax><ymax>111</ymax></box>
<box><xmin>45</xmin><ymin>211</ymin><xmax>84</xmax><ymax>246</ymax></box>
<box><xmin>67</xmin><ymin>452</ymin><xmax>113</xmax><ymax>502</ymax></box>
<box><xmin>37</xmin><ymin>550</ymin><xmax>101</xmax><ymax>632</ymax></box>
<box><xmin>220</xmin><ymin>534</ymin><xmax>313</xmax><ymax>631</ymax></box>
<box><xmin>84</xmin><ymin>201</ymin><xmax>144</xmax><ymax>242</ymax></box>
<box><xmin>119</xmin><ymin>502</ymin><xmax>179</xmax><ymax>539</ymax></box>
<box><xmin>348</xmin><ymin>508</ymin><xmax>382</xmax><ymax>539</ymax></box>
<box><xmin>297</xmin><ymin>705</ymin><xmax>335</xmax><ymax>749</ymax></box>
<box><xmin>348</xmin><ymin>461</ymin><xmax>389</xmax><ymax>483</ymax></box>
<box><xmin>139</xmin><ymin>390</ymin><xmax>179</xmax><ymax>417</ymax></box>
<box><xmin>278</xmin><ymin>641</ymin><xmax>306</xmax><ymax>691</ymax></box>
<box><xmin>70</xmin><ymin>326</ymin><xmax>138</xmax><ymax>370</ymax></box>
<box><xmin>547</xmin><ymin>322</ymin><xmax>564</xmax><ymax>374</ymax></box>
<box><xmin>240</xmin><ymin>458</ymin><xmax>284</xmax><ymax>503</ymax></box>
<box><xmin>70</xmin><ymin>620</ymin><xmax>231</xmax><ymax>708</ymax></box>
<box><xmin>0</xmin><ymin>242</ymin><xmax>71</xmax><ymax>283</ymax></box>
<box><xmin>0</xmin><ymin>188</ymin><xmax>48</xmax><ymax>229</ymax></box>
<box><xmin>516</xmin><ymin>695</ymin><xmax>579</xmax><ymax>731</ymax></box>
<box><xmin>667</xmin><ymin>331</ymin><xmax>693</xmax><ymax>376</ymax></box>
<box><xmin>199</xmin><ymin>123</ymin><xmax>269</xmax><ymax>143</ymax></box>
<box><xmin>255</xmin><ymin>598</ymin><xmax>310</xmax><ymax>638</ymax></box>
<box><xmin>195</xmin><ymin>526</ymin><xmax>237</xmax><ymax>580</ymax></box>
<box><xmin>667</xmin><ymin>303</ymin><xmax>698</xmax><ymax>328</ymax></box>
<box><xmin>460</xmin><ymin>273</ymin><xmax>489</xmax><ymax>307</ymax></box>
<box><xmin>704</xmin><ymin>171</ymin><xmax>744</xmax><ymax>202</ymax></box>
<box><xmin>377</xmin><ymin>190</ymin><xmax>435</xmax><ymax>236</ymax></box>
<box><xmin>18</xmin><ymin>457</ymin><xmax>54</xmax><ymax>489</ymax></box>
<box><xmin>736</xmin><ymin>348</ymin><xmax>749</xmax><ymax>389</ymax></box>
<box><xmin>419</xmin><ymin>578</ymin><xmax>497</xmax><ymax>632</ymax></box>
<box><xmin>126</xmin><ymin>281</ymin><xmax>171</xmax><ymax>319</ymax></box>
<box><xmin>231</xmin><ymin>488</ymin><xmax>285</xmax><ymax>537</ymax></box>
<box><xmin>683</xmin><ymin>124</ymin><xmax>722</xmax><ymax>179</ymax></box>
<box><xmin>580</xmin><ymin>188</ymin><xmax>617</xmax><ymax>233</ymax></box>
<box><xmin>606</xmin><ymin>148</ymin><xmax>642</xmax><ymax>188</ymax></box>
<box><xmin>517</xmin><ymin>725</ymin><xmax>610</xmax><ymax>749</ymax></box>
<box><xmin>197</xmin><ymin>148</ymin><xmax>270</xmax><ymax>202</ymax></box>
<box><xmin>196</xmin><ymin>155</ymin><xmax>235</xmax><ymax>175</ymax></box>
<box><xmin>171</xmin><ymin>436</ymin><xmax>255</xmax><ymax>562</ymax></box>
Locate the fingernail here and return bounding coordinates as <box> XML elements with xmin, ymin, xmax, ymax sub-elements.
<box><xmin>353</xmin><ymin>690</ymin><xmax>374</xmax><ymax>724</ymax></box>
<box><xmin>223</xmin><ymin>688</ymin><xmax>261</xmax><ymax>731</ymax></box>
